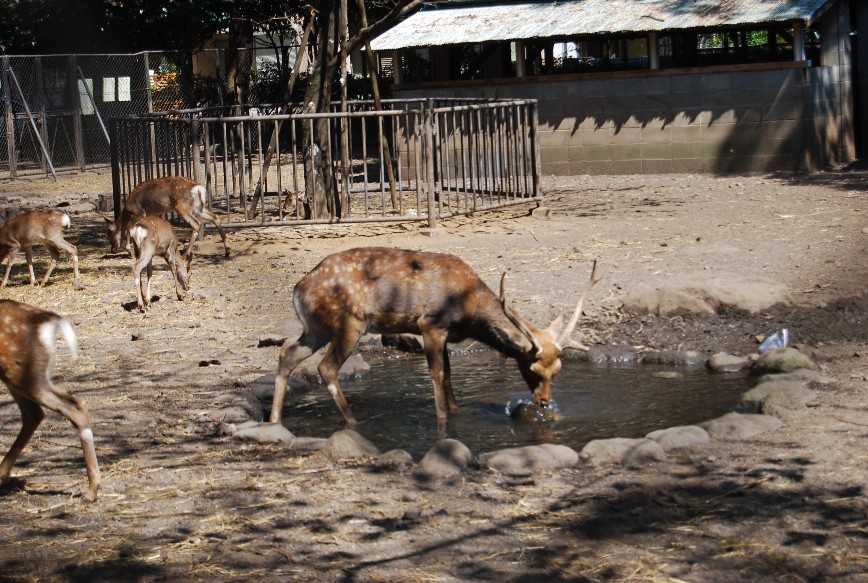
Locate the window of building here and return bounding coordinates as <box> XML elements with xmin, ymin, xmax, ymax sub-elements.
<box><xmin>659</xmin><ymin>25</ymin><xmax>820</xmax><ymax>68</ymax></box>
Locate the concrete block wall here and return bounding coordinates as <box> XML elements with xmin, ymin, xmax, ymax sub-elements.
<box><xmin>397</xmin><ymin>60</ymin><xmax>853</xmax><ymax>175</ymax></box>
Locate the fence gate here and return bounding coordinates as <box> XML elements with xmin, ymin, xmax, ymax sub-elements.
<box><xmin>110</xmin><ymin>98</ymin><xmax>540</xmax><ymax>229</ymax></box>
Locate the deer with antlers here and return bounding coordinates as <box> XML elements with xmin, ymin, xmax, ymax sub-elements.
<box><xmin>0</xmin><ymin>300</ymin><xmax>100</xmax><ymax>501</ymax></box>
<box><xmin>270</xmin><ymin>247</ymin><xmax>599</xmax><ymax>427</ymax></box>
<box><xmin>105</xmin><ymin>176</ymin><xmax>229</xmax><ymax>258</ymax></box>
<box><xmin>0</xmin><ymin>209</ymin><xmax>84</xmax><ymax>290</ymax></box>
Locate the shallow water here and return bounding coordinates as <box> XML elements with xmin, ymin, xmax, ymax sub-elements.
<box><xmin>282</xmin><ymin>350</ymin><xmax>752</xmax><ymax>459</ymax></box>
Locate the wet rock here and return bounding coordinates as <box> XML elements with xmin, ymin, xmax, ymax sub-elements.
<box><xmin>509</xmin><ymin>403</ymin><xmax>560</xmax><ymax>423</ymax></box>
<box><xmin>643</xmin><ymin>350</ymin><xmax>706</xmax><ymax>366</ymax></box>
<box><xmin>579</xmin><ymin>437</ymin><xmax>666</xmax><ymax>465</ymax></box>
<box><xmin>751</xmin><ymin>348</ymin><xmax>814</xmax><ymax>374</ymax></box>
<box><xmin>295</xmin><ymin>353</ymin><xmax>371</xmax><ymax>381</ymax></box>
<box><xmin>232</xmin><ymin>422</ymin><xmax>295</xmax><ymax>444</ymax></box>
<box><xmin>324</xmin><ymin>429</ymin><xmax>381</xmax><ymax>459</ymax></box>
<box><xmin>415</xmin><ymin>439</ymin><xmax>473</xmax><ymax>481</ymax></box>
<box><xmin>707</xmin><ymin>352</ymin><xmax>751</xmax><ymax>372</ymax></box>
<box><xmin>381</xmin><ymin>333</ymin><xmax>424</xmax><ymax>354</ymax></box>
<box><xmin>645</xmin><ymin>425</ymin><xmax>710</xmax><ymax>449</ymax></box>
<box><xmin>478</xmin><ymin>444</ymin><xmax>578</xmax><ymax>475</ymax></box>
<box><xmin>700</xmin><ymin>412</ymin><xmax>782</xmax><ymax>440</ymax></box>
<box><xmin>566</xmin><ymin>345</ymin><xmax>639</xmax><ymax>363</ymax></box>
<box><xmin>567</xmin><ymin>345</ymin><xmax>609</xmax><ymax>363</ymax></box>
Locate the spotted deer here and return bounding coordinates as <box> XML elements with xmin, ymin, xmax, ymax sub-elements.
<box><xmin>0</xmin><ymin>300</ymin><xmax>100</xmax><ymax>501</ymax></box>
<box><xmin>105</xmin><ymin>176</ymin><xmax>229</xmax><ymax>258</ymax></box>
<box><xmin>270</xmin><ymin>247</ymin><xmax>599</xmax><ymax>427</ymax></box>
<box><xmin>130</xmin><ymin>216</ymin><xmax>192</xmax><ymax>312</ymax></box>
<box><xmin>0</xmin><ymin>209</ymin><xmax>84</xmax><ymax>290</ymax></box>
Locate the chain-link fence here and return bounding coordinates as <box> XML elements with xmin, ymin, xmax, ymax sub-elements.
<box><xmin>1</xmin><ymin>47</ymin><xmax>303</xmax><ymax>180</ymax></box>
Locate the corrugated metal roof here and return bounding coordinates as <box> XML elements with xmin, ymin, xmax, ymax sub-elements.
<box><xmin>371</xmin><ymin>0</ymin><xmax>833</xmax><ymax>51</ymax></box>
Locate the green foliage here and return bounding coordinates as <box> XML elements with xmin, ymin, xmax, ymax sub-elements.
<box><xmin>250</xmin><ymin>60</ymin><xmax>308</xmax><ymax>103</ymax></box>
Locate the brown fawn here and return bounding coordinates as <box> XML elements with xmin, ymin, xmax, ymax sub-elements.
<box><xmin>270</xmin><ymin>247</ymin><xmax>599</xmax><ymax>427</ymax></box>
<box><xmin>281</xmin><ymin>190</ymin><xmax>311</xmax><ymax>220</ymax></box>
<box><xmin>0</xmin><ymin>209</ymin><xmax>84</xmax><ymax>290</ymax></box>
<box><xmin>105</xmin><ymin>176</ymin><xmax>229</xmax><ymax>258</ymax></box>
<box><xmin>130</xmin><ymin>216</ymin><xmax>192</xmax><ymax>312</ymax></box>
<box><xmin>0</xmin><ymin>300</ymin><xmax>100</xmax><ymax>501</ymax></box>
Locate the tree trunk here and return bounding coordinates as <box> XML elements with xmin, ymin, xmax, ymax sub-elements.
<box><xmin>246</xmin><ymin>14</ymin><xmax>315</xmax><ymax>219</ymax></box>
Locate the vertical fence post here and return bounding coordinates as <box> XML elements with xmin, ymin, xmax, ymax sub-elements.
<box><xmin>143</xmin><ymin>52</ymin><xmax>154</xmax><ymax>113</ymax></box>
<box><xmin>2</xmin><ymin>56</ymin><xmax>15</xmax><ymax>179</ymax></box>
<box><xmin>191</xmin><ymin>117</ymin><xmax>202</xmax><ymax>184</ymax></box>
<box><xmin>70</xmin><ymin>55</ymin><xmax>85</xmax><ymax>169</ymax></box>
<box><xmin>109</xmin><ymin>118</ymin><xmax>122</xmax><ymax>219</ymax></box>
<box><xmin>530</xmin><ymin>101</ymin><xmax>541</xmax><ymax>199</ymax></box>
<box><xmin>35</xmin><ymin>56</ymin><xmax>49</xmax><ymax>174</ymax></box>
<box><xmin>423</xmin><ymin>99</ymin><xmax>437</xmax><ymax>228</ymax></box>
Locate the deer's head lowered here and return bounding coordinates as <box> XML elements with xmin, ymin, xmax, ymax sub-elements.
<box><xmin>500</xmin><ymin>259</ymin><xmax>599</xmax><ymax>407</ymax></box>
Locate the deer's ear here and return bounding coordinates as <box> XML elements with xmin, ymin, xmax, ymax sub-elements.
<box><xmin>545</xmin><ymin>314</ymin><xmax>564</xmax><ymax>337</ymax></box>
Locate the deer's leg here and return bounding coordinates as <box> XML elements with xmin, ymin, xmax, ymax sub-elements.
<box><xmin>0</xmin><ymin>242</ymin><xmax>19</xmax><ymax>287</ymax></box>
<box><xmin>23</xmin><ymin>246</ymin><xmax>38</xmax><ymax>285</ymax></box>
<box><xmin>144</xmin><ymin>261</ymin><xmax>154</xmax><ymax>307</ymax></box>
<box><xmin>176</xmin><ymin>213</ymin><xmax>203</xmax><ymax>258</ymax></box>
<box><xmin>199</xmin><ymin>208</ymin><xmax>230</xmax><ymax>257</ymax></box>
<box><xmin>166</xmin><ymin>251</ymin><xmax>185</xmax><ymax>301</ymax></box>
<box><xmin>30</xmin><ymin>380</ymin><xmax>100</xmax><ymax>502</ymax></box>
<box><xmin>317</xmin><ymin>324</ymin><xmax>364</xmax><ymax>428</ymax></box>
<box><xmin>39</xmin><ymin>245</ymin><xmax>60</xmax><ymax>287</ymax></box>
<box><xmin>442</xmin><ymin>344</ymin><xmax>458</xmax><ymax>413</ymax></box>
<box><xmin>47</xmin><ymin>237</ymin><xmax>83</xmax><ymax>290</ymax></box>
<box><xmin>0</xmin><ymin>391</ymin><xmax>45</xmax><ymax>489</ymax></box>
<box><xmin>421</xmin><ymin>328</ymin><xmax>451</xmax><ymax>422</ymax></box>
<box><xmin>132</xmin><ymin>253</ymin><xmax>150</xmax><ymax>311</ymax></box>
<box><xmin>270</xmin><ymin>332</ymin><xmax>328</xmax><ymax>424</ymax></box>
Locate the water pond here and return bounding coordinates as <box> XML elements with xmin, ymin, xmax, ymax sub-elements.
<box><xmin>281</xmin><ymin>350</ymin><xmax>753</xmax><ymax>459</ymax></box>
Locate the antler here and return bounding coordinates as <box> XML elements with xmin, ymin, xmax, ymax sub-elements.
<box><xmin>557</xmin><ymin>259</ymin><xmax>601</xmax><ymax>346</ymax></box>
<box><xmin>500</xmin><ymin>272</ymin><xmax>542</xmax><ymax>353</ymax></box>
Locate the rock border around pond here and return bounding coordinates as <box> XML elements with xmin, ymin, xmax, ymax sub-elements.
<box><xmin>202</xmin><ymin>345</ymin><xmax>831</xmax><ymax>480</ymax></box>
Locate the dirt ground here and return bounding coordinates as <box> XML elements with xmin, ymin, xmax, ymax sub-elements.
<box><xmin>0</xmin><ymin>167</ymin><xmax>865</xmax><ymax>582</ymax></box>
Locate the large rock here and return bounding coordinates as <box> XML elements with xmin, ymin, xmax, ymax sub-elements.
<box><xmin>751</xmin><ymin>348</ymin><xmax>814</xmax><ymax>375</ymax></box>
<box><xmin>645</xmin><ymin>425</ymin><xmax>710</xmax><ymax>449</ymax></box>
<box><xmin>478</xmin><ymin>444</ymin><xmax>578</xmax><ymax>475</ymax></box>
<box><xmin>415</xmin><ymin>439</ymin><xmax>473</xmax><ymax>481</ymax></box>
<box><xmin>707</xmin><ymin>352</ymin><xmax>751</xmax><ymax>373</ymax></box>
<box><xmin>741</xmin><ymin>379</ymin><xmax>818</xmax><ymax>421</ymax></box>
<box><xmin>700</xmin><ymin>412</ymin><xmax>782</xmax><ymax>440</ymax></box>
<box><xmin>623</xmin><ymin>273</ymin><xmax>789</xmax><ymax>315</ymax></box>
<box><xmin>232</xmin><ymin>422</ymin><xmax>296</xmax><ymax>444</ymax></box>
<box><xmin>580</xmin><ymin>437</ymin><xmax>666</xmax><ymax>465</ymax></box>
<box><xmin>211</xmin><ymin>390</ymin><xmax>264</xmax><ymax>423</ymax></box>
<box><xmin>323</xmin><ymin>429</ymin><xmax>381</xmax><ymax>459</ymax></box>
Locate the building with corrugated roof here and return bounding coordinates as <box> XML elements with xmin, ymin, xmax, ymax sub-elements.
<box><xmin>371</xmin><ymin>0</ymin><xmax>861</xmax><ymax>174</ymax></box>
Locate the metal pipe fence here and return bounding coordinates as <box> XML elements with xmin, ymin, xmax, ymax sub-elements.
<box><xmin>110</xmin><ymin>98</ymin><xmax>540</xmax><ymax>229</ymax></box>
